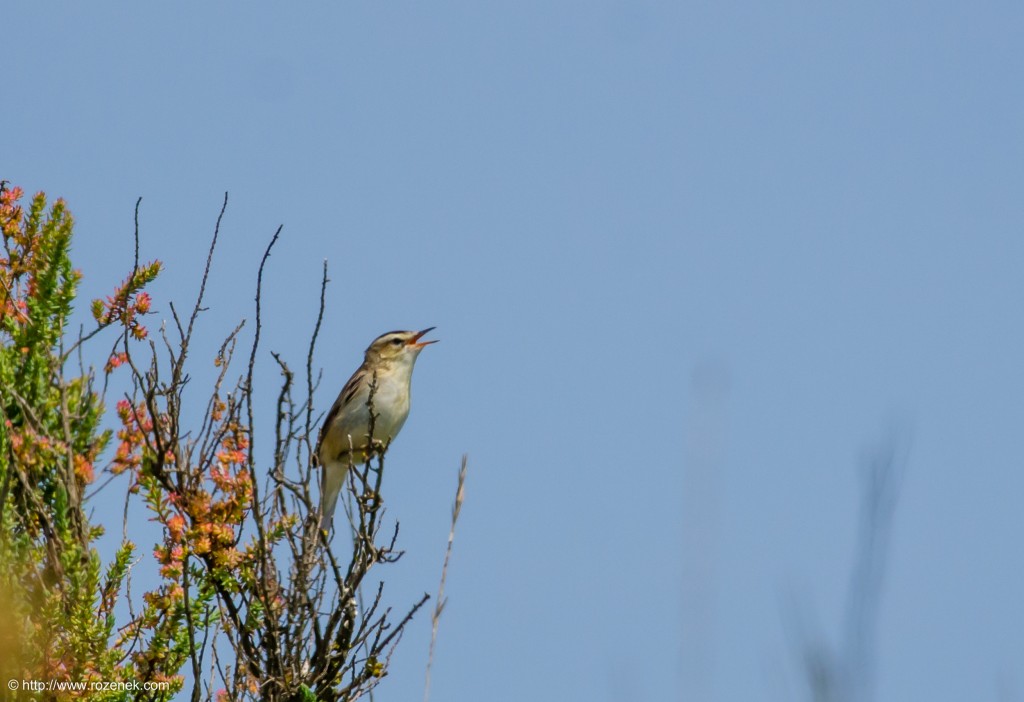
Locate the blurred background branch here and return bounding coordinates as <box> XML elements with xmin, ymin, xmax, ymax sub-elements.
<box><xmin>799</xmin><ymin>431</ymin><xmax>908</xmax><ymax>702</ymax></box>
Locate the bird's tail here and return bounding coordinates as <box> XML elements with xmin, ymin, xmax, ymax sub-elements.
<box><xmin>319</xmin><ymin>460</ymin><xmax>347</xmax><ymax>533</ymax></box>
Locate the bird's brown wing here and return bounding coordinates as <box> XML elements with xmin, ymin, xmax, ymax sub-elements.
<box><xmin>315</xmin><ymin>365</ymin><xmax>367</xmax><ymax>463</ymax></box>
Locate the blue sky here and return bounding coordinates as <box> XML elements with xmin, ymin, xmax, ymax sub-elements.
<box><xmin>6</xmin><ymin>2</ymin><xmax>1024</xmax><ymax>700</ymax></box>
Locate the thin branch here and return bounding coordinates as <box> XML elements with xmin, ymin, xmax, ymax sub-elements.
<box><xmin>243</xmin><ymin>225</ymin><xmax>285</xmax><ymax>686</ymax></box>
<box><xmin>793</xmin><ymin>430</ymin><xmax>909</xmax><ymax>702</ymax></box>
<box><xmin>306</xmin><ymin>260</ymin><xmax>329</xmax><ymax>441</ymax></box>
<box><xmin>424</xmin><ymin>455</ymin><xmax>468</xmax><ymax>702</ymax></box>
<box><xmin>186</xmin><ymin>192</ymin><xmax>227</xmax><ymax>348</ymax></box>
<box><xmin>245</xmin><ymin>225</ymin><xmax>282</xmax><ymax>475</ymax></box>
<box><xmin>131</xmin><ymin>196</ymin><xmax>142</xmax><ymax>273</ymax></box>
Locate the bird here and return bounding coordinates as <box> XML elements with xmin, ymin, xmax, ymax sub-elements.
<box><xmin>316</xmin><ymin>327</ymin><xmax>437</xmax><ymax>532</ymax></box>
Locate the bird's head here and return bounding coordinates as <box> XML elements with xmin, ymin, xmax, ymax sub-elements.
<box><xmin>364</xmin><ymin>327</ymin><xmax>438</xmax><ymax>364</ymax></box>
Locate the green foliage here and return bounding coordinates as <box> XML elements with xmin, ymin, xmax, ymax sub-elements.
<box><xmin>0</xmin><ymin>183</ymin><xmax>179</xmax><ymax>698</ymax></box>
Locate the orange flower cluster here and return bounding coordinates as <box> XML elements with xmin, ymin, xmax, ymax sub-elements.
<box><xmin>112</xmin><ymin>399</ymin><xmax>153</xmax><ymax>474</ymax></box>
<box><xmin>4</xmin><ymin>418</ymin><xmax>101</xmax><ymax>489</ymax></box>
<box><xmin>0</xmin><ymin>183</ymin><xmax>23</xmax><ymax>237</ymax></box>
<box><xmin>91</xmin><ymin>266</ymin><xmax>161</xmax><ymax>342</ymax></box>
<box><xmin>7</xmin><ymin>419</ymin><xmax>57</xmax><ymax>470</ymax></box>
<box><xmin>104</xmin><ymin>351</ymin><xmax>129</xmax><ymax>373</ymax></box>
<box><xmin>113</xmin><ymin>389</ymin><xmax>254</xmax><ymax>685</ymax></box>
<box><xmin>184</xmin><ymin>422</ymin><xmax>251</xmax><ymax>570</ymax></box>
<box><xmin>0</xmin><ymin>185</ymin><xmax>81</xmax><ymax>329</ymax></box>
<box><xmin>113</xmin><ymin>390</ymin><xmax>254</xmax><ymax>586</ymax></box>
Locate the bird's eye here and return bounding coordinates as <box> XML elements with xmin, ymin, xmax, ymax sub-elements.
<box><xmin>391</xmin><ymin>338</ymin><xmax>403</xmax><ymax>346</ymax></box>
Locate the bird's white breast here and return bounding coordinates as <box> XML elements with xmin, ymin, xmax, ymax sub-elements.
<box><xmin>369</xmin><ymin>371</ymin><xmax>411</xmax><ymax>440</ymax></box>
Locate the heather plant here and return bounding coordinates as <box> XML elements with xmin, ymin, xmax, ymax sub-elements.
<box><xmin>0</xmin><ymin>183</ymin><xmax>465</xmax><ymax>701</ymax></box>
<box><xmin>0</xmin><ymin>182</ymin><xmax>172</xmax><ymax>697</ymax></box>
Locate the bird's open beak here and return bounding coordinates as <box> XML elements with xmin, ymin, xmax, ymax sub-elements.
<box><xmin>409</xmin><ymin>327</ymin><xmax>438</xmax><ymax>348</ymax></box>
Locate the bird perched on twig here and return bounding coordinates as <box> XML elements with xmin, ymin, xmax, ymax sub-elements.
<box><xmin>316</xmin><ymin>328</ymin><xmax>437</xmax><ymax>532</ymax></box>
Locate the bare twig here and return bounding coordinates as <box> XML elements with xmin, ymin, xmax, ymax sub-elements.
<box><xmin>424</xmin><ymin>455</ymin><xmax>468</xmax><ymax>702</ymax></box>
<box><xmin>794</xmin><ymin>430</ymin><xmax>909</xmax><ymax>702</ymax></box>
<box><xmin>183</xmin><ymin>192</ymin><xmax>229</xmax><ymax>354</ymax></box>
<box><xmin>306</xmin><ymin>261</ymin><xmax>329</xmax><ymax>445</ymax></box>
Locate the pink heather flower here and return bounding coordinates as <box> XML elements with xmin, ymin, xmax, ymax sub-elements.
<box><xmin>167</xmin><ymin>514</ymin><xmax>186</xmax><ymax>540</ymax></box>
<box><xmin>0</xmin><ymin>185</ymin><xmax>23</xmax><ymax>204</ymax></box>
<box><xmin>105</xmin><ymin>352</ymin><xmax>128</xmax><ymax>372</ymax></box>
<box><xmin>74</xmin><ymin>457</ymin><xmax>95</xmax><ymax>483</ymax></box>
